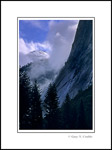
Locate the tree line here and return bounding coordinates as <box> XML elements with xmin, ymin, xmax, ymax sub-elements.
<box><xmin>19</xmin><ymin>68</ymin><xmax>92</xmax><ymax>130</ymax></box>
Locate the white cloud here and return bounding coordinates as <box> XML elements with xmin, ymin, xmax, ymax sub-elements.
<box><xmin>19</xmin><ymin>20</ymin><xmax>79</xmax><ymax>70</ymax></box>
<box><xmin>19</xmin><ymin>38</ymin><xmax>38</xmax><ymax>54</ymax></box>
<box><xmin>36</xmin><ymin>41</ymin><xmax>52</xmax><ymax>53</ymax></box>
<box><xmin>47</xmin><ymin>20</ymin><xmax>79</xmax><ymax>71</ymax></box>
<box><xmin>19</xmin><ymin>38</ymin><xmax>30</xmax><ymax>54</ymax></box>
<box><xmin>19</xmin><ymin>52</ymin><xmax>31</xmax><ymax>66</ymax></box>
<box><xmin>19</xmin><ymin>38</ymin><xmax>52</xmax><ymax>54</ymax></box>
<box><xmin>68</xmin><ymin>24</ymin><xmax>78</xmax><ymax>31</ymax></box>
<box><xmin>19</xmin><ymin>20</ymin><xmax>79</xmax><ymax>93</ymax></box>
<box><xmin>55</xmin><ymin>32</ymin><xmax>61</xmax><ymax>37</ymax></box>
<box><xmin>19</xmin><ymin>38</ymin><xmax>51</xmax><ymax>66</ymax></box>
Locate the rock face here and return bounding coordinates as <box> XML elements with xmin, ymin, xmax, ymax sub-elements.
<box><xmin>55</xmin><ymin>20</ymin><xmax>93</xmax><ymax>105</ymax></box>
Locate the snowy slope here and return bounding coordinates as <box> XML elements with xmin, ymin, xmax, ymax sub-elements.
<box><xmin>27</xmin><ymin>50</ymin><xmax>49</xmax><ymax>62</ymax></box>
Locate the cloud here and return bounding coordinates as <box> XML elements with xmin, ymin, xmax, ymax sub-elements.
<box><xmin>47</xmin><ymin>20</ymin><xmax>79</xmax><ymax>71</ymax></box>
<box><xmin>19</xmin><ymin>38</ymin><xmax>30</xmax><ymax>54</ymax></box>
<box><xmin>19</xmin><ymin>38</ymin><xmax>52</xmax><ymax>66</ymax></box>
<box><xmin>19</xmin><ymin>38</ymin><xmax>40</xmax><ymax>54</ymax></box>
<box><xmin>19</xmin><ymin>52</ymin><xmax>31</xmax><ymax>66</ymax></box>
<box><xmin>19</xmin><ymin>38</ymin><xmax>52</xmax><ymax>54</ymax></box>
<box><xmin>36</xmin><ymin>41</ymin><xmax>52</xmax><ymax>53</ymax></box>
<box><xmin>19</xmin><ymin>20</ymin><xmax>79</xmax><ymax>69</ymax></box>
<box><xmin>19</xmin><ymin>20</ymin><xmax>79</xmax><ymax>94</ymax></box>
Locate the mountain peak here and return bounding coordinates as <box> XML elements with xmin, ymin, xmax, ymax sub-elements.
<box><xmin>27</xmin><ymin>50</ymin><xmax>49</xmax><ymax>62</ymax></box>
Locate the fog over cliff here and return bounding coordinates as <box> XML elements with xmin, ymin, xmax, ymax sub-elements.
<box><xmin>19</xmin><ymin>20</ymin><xmax>79</xmax><ymax>94</ymax></box>
<box><xmin>55</xmin><ymin>20</ymin><xmax>93</xmax><ymax>104</ymax></box>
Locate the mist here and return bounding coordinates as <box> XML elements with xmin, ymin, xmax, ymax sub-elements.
<box><xmin>48</xmin><ymin>20</ymin><xmax>79</xmax><ymax>71</ymax></box>
<box><xmin>19</xmin><ymin>20</ymin><xmax>79</xmax><ymax>94</ymax></box>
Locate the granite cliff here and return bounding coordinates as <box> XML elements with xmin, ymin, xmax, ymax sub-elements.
<box><xmin>55</xmin><ymin>20</ymin><xmax>93</xmax><ymax>104</ymax></box>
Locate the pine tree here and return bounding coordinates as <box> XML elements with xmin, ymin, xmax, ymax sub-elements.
<box><xmin>61</xmin><ymin>94</ymin><xmax>72</xmax><ymax>129</ymax></box>
<box><xmin>30</xmin><ymin>80</ymin><xmax>42</xmax><ymax>129</ymax></box>
<box><xmin>44</xmin><ymin>83</ymin><xmax>59</xmax><ymax>129</ymax></box>
<box><xmin>77</xmin><ymin>100</ymin><xmax>87</xmax><ymax>129</ymax></box>
<box><xmin>19</xmin><ymin>69</ymin><xmax>32</xmax><ymax>129</ymax></box>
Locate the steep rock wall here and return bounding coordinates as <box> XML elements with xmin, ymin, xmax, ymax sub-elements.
<box><xmin>55</xmin><ymin>20</ymin><xmax>93</xmax><ymax>104</ymax></box>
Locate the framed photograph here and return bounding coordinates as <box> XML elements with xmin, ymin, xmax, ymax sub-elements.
<box><xmin>1</xmin><ymin>1</ymin><xmax>111</xmax><ymax>149</ymax></box>
<box><xmin>18</xmin><ymin>17</ymin><xmax>95</xmax><ymax>133</ymax></box>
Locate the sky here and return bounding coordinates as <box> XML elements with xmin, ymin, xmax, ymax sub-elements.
<box><xmin>19</xmin><ymin>20</ymin><xmax>49</xmax><ymax>43</ymax></box>
<box><xmin>19</xmin><ymin>19</ymin><xmax>79</xmax><ymax>68</ymax></box>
